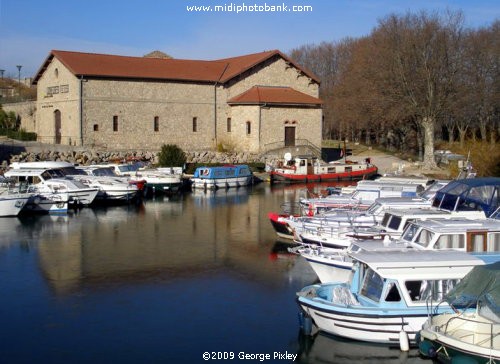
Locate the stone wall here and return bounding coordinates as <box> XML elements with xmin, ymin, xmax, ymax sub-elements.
<box><xmin>35</xmin><ymin>57</ymin><xmax>81</xmax><ymax>144</ymax></box>
<box><xmin>5</xmin><ymin>149</ymin><xmax>262</xmax><ymax>167</ymax></box>
<box><xmin>2</xmin><ymin>101</ymin><xmax>37</xmax><ymax>132</ymax></box>
<box><xmin>82</xmin><ymin>79</ymin><xmax>216</xmax><ymax>150</ymax></box>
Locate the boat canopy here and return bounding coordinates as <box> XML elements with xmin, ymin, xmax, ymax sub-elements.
<box><xmin>445</xmin><ymin>261</ymin><xmax>500</xmax><ymax>317</ymax></box>
<box><xmin>432</xmin><ymin>177</ymin><xmax>500</xmax><ymax>217</ymax></box>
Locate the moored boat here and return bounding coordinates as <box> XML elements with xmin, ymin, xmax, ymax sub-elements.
<box><xmin>4</xmin><ymin>168</ymin><xmax>98</xmax><ymax>206</ymax></box>
<box><xmin>297</xmin><ymin>250</ymin><xmax>491</xmax><ymax>345</ymax></box>
<box><xmin>268</xmin><ymin>153</ymin><xmax>378</xmax><ymax>184</ymax></box>
<box><xmin>418</xmin><ymin>262</ymin><xmax>499</xmax><ymax>363</ymax></box>
<box><xmin>191</xmin><ymin>164</ymin><xmax>253</xmax><ymax>189</ymax></box>
<box><xmin>432</xmin><ymin>177</ymin><xmax>500</xmax><ymax>217</ymax></box>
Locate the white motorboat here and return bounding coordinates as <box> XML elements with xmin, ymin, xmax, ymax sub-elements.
<box><xmin>298</xmin><ymin>208</ymin><xmax>487</xmax><ymax>249</ymax></box>
<box><xmin>58</xmin><ymin>166</ymin><xmax>139</xmax><ymax>202</ymax></box>
<box><xmin>297</xmin><ymin>250</ymin><xmax>490</xmax><ymax>345</ymax></box>
<box><xmin>299</xmin><ymin>180</ymin><xmax>425</xmax><ymax>216</ymax></box>
<box><xmin>419</xmin><ymin>262</ymin><xmax>499</xmax><ymax>363</ymax></box>
<box><xmin>102</xmin><ymin>162</ymin><xmax>183</xmax><ymax>194</ymax></box>
<box><xmin>4</xmin><ymin>167</ymin><xmax>98</xmax><ymax>206</ymax></box>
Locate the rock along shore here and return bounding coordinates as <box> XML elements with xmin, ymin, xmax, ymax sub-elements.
<box><xmin>2</xmin><ymin>147</ymin><xmax>262</xmax><ymax>168</ymax></box>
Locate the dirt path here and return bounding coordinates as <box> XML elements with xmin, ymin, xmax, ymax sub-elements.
<box><xmin>353</xmin><ymin>148</ymin><xmax>448</xmax><ymax>178</ymax></box>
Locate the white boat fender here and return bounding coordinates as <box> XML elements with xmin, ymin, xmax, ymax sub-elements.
<box><xmin>399</xmin><ymin>330</ymin><xmax>409</xmax><ymax>351</ymax></box>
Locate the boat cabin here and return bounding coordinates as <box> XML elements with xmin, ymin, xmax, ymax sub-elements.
<box><xmin>5</xmin><ymin>168</ymin><xmax>68</xmax><ymax>185</ymax></box>
<box><xmin>193</xmin><ymin>165</ymin><xmax>252</xmax><ymax>179</ymax></box>
<box><xmin>347</xmin><ymin>250</ymin><xmax>485</xmax><ymax>307</ymax></box>
<box><xmin>371</xmin><ymin>208</ymin><xmax>486</xmax><ymax>237</ymax></box>
<box><xmin>276</xmin><ymin>154</ymin><xmax>372</xmax><ymax>176</ymax></box>
<box><xmin>400</xmin><ymin>218</ymin><xmax>500</xmax><ymax>252</ymax></box>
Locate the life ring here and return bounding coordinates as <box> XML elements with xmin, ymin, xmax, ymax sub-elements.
<box><xmin>292</xmin><ymin>165</ymin><xmax>297</xmax><ymax>171</ymax></box>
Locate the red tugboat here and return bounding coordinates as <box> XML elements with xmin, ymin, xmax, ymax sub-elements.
<box><xmin>268</xmin><ymin>153</ymin><xmax>378</xmax><ymax>184</ymax></box>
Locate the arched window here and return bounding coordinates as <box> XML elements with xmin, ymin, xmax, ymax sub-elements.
<box><xmin>246</xmin><ymin>121</ymin><xmax>251</xmax><ymax>135</ymax></box>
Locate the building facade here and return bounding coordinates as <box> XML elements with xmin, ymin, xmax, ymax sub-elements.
<box><xmin>32</xmin><ymin>50</ymin><xmax>322</xmax><ymax>153</ymax></box>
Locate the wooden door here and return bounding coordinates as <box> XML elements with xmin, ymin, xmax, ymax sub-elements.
<box><xmin>285</xmin><ymin>126</ymin><xmax>295</xmax><ymax>147</ymax></box>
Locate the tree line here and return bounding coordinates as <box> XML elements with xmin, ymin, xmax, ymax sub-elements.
<box><xmin>290</xmin><ymin>10</ymin><xmax>499</xmax><ymax>168</ymax></box>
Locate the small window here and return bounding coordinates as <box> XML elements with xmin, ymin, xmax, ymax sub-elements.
<box><xmin>246</xmin><ymin>121</ymin><xmax>251</xmax><ymax>135</ymax></box>
<box><xmin>93</xmin><ymin>124</ymin><xmax>99</xmax><ymax>131</ymax></box>
<box><xmin>385</xmin><ymin>282</ymin><xmax>401</xmax><ymax>302</ymax></box>
<box><xmin>54</xmin><ymin>68</ymin><xmax>59</xmax><ymax>78</ymax></box>
<box><xmin>193</xmin><ymin>117</ymin><xmax>197</xmax><ymax>132</ymax></box>
<box><xmin>113</xmin><ymin>115</ymin><xmax>118</xmax><ymax>132</ymax></box>
<box><xmin>227</xmin><ymin>117</ymin><xmax>231</xmax><ymax>132</ymax></box>
<box><xmin>154</xmin><ymin>116</ymin><xmax>159</xmax><ymax>132</ymax></box>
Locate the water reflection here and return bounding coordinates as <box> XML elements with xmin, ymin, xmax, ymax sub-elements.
<box><xmin>26</xmin><ymin>184</ymin><xmax>310</xmax><ymax>295</ymax></box>
<box><xmin>296</xmin><ymin>332</ymin><xmax>423</xmax><ymax>364</ymax></box>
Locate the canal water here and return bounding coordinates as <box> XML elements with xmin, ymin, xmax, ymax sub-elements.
<box><xmin>0</xmin><ymin>183</ymin><xmax>428</xmax><ymax>364</ymax></box>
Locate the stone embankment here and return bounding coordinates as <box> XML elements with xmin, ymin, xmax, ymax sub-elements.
<box><xmin>3</xmin><ymin>149</ymin><xmax>262</xmax><ymax>168</ymax></box>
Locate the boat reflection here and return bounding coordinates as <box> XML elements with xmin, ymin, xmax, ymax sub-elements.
<box><xmin>296</xmin><ymin>331</ymin><xmax>422</xmax><ymax>364</ymax></box>
<box><xmin>190</xmin><ymin>186</ymin><xmax>251</xmax><ymax>208</ymax></box>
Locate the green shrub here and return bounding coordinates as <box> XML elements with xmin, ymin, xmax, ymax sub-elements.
<box><xmin>157</xmin><ymin>144</ymin><xmax>187</xmax><ymax>167</ymax></box>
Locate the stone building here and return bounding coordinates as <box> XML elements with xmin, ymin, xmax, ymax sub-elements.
<box><xmin>31</xmin><ymin>49</ymin><xmax>322</xmax><ymax>153</ymax></box>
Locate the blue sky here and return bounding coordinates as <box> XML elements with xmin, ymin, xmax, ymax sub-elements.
<box><xmin>0</xmin><ymin>0</ymin><xmax>498</xmax><ymax>78</ymax></box>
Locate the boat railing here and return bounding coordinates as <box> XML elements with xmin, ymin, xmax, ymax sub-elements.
<box><xmin>440</xmin><ymin>315</ymin><xmax>499</xmax><ymax>349</ymax></box>
<box><xmin>303</xmin><ymin>223</ymin><xmax>353</xmax><ymax>238</ymax></box>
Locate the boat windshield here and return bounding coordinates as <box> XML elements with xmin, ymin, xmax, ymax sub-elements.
<box><xmin>60</xmin><ymin>167</ymin><xmax>87</xmax><ymax>176</ymax></box>
<box><xmin>419</xmin><ymin>181</ymin><xmax>448</xmax><ymax>200</ymax></box>
<box><xmin>43</xmin><ymin>169</ymin><xmax>67</xmax><ymax>179</ymax></box>
<box><xmin>401</xmin><ymin>223</ymin><xmax>420</xmax><ymax>243</ymax></box>
<box><xmin>360</xmin><ymin>267</ymin><xmax>384</xmax><ymax>302</ymax></box>
<box><xmin>91</xmin><ymin>168</ymin><xmax>117</xmax><ymax>177</ymax></box>
<box><xmin>404</xmin><ymin>279</ymin><xmax>459</xmax><ymax>302</ymax></box>
<box><xmin>412</xmin><ymin>228</ymin><xmax>436</xmax><ymax>248</ymax></box>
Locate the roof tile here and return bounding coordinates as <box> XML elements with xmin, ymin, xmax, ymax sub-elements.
<box><xmin>227</xmin><ymin>86</ymin><xmax>322</xmax><ymax>106</ymax></box>
<box><xmin>33</xmin><ymin>49</ymin><xmax>320</xmax><ymax>85</ymax></box>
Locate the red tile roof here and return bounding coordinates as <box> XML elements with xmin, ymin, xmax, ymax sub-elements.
<box><xmin>227</xmin><ymin>86</ymin><xmax>322</xmax><ymax>106</ymax></box>
<box><xmin>32</xmin><ymin>50</ymin><xmax>320</xmax><ymax>85</ymax></box>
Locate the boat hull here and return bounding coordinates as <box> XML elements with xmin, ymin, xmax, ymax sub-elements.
<box><xmin>191</xmin><ymin>176</ymin><xmax>253</xmax><ymax>189</ymax></box>
<box><xmin>270</xmin><ymin>166</ymin><xmax>378</xmax><ymax>184</ymax></box>
<box><xmin>298</xmin><ymin>296</ymin><xmax>434</xmax><ymax>345</ymax></box>
<box><xmin>0</xmin><ymin>195</ymin><xmax>30</xmax><ymax>217</ymax></box>
<box><xmin>419</xmin><ymin>313</ymin><xmax>500</xmax><ymax>363</ymax></box>
<box><xmin>268</xmin><ymin>212</ymin><xmax>295</xmax><ymax>240</ymax></box>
